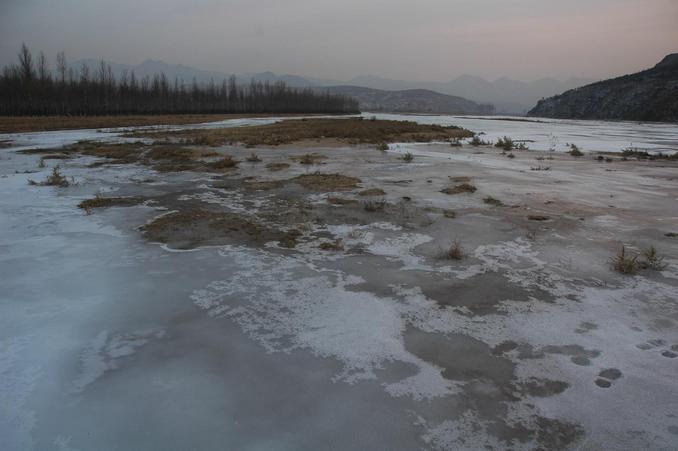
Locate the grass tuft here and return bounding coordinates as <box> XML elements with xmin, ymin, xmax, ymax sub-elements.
<box><xmin>569</xmin><ymin>144</ymin><xmax>584</xmax><ymax>157</ymax></box>
<box><xmin>483</xmin><ymin>196</ymin><xmax>503</xmax><ymax>206</ymax></box>
<box><xmin>611</xmin><ymin>246</ymin><xmax>638</xmax><ymax>274</ymax></box>
<box><xmin>439</xmin><ymin>240</ymin><xmax>464</xmax><ymax>260</ymax></box>
<box><xmin>363</xmin><ymin>199</ymin><xmax>387</xmax><ymax>212</ymax></box>
<box><xmin>495</xmin><ymin>136</ymin><xmax>514</xmax><ymax>151</ymax></box>
<box><xmin>640</xmin><ymin>246</ymin><xmax>666</xmax><ymax>270</ymax></box>
<box><xmin>28</xmin><ymin>166</ymin><xmax>71</xmax><ymax>187</ymax></box>
<box><xmin>441</xmin><ymin>183</ymin><xmax>477</xmax><ymax>195</ymax></box>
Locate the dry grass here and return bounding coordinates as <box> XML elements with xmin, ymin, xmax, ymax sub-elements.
<box><xmin>612</xmin><ymin>245</ymin><xmax>667</xmax><ymax>274</ymax></box>
<box><xmin>495</xmin><ymin>136</ymin><xmax>514</xmax><ymax>151</ymax></box>
<box><xmin>439</xmin><ymin>240</ymin><xmax>464</xmax><ymax>260</ymax></box>
<box><xmin>293</xmin><ymin>153</ymin><xmax>327</xmax><ymax>165</ymax></box>
<box><xmin>611</xmin><ymin>246</ymin><xmax>639</xmax><ymax>274</ymax></box>
<box><xmin>140</xmin><ymin>209</ymin><xmax>300</xmax><ymax>248</ymax></box>
<box><xmin>363</xmin><ymin>199</ymin><xmax>387</xmax><ymax>212</ymax></box>
<box><xmin>359</xmin><ymin>188</ymin><xmax>386</xmax><ymax>197</ymax></box>
<box><xmin>204</xmin><ymin>156</ymin><xmax>239</xmax><ymax>170</ymax></box>
<box><xmin>640</xmin><ymin>246</ymin><xmax>666</xmax><ymax>270</ymax></box>
<box><xmin>0</xmin><ymin>113</ymin><xmax>324</xmax><ymax>133</ymax></box>
<box><xmin>327</xmin><ymin>197</ymin><xmax>358</xmax><ymax>205</ymax></box>
<box><xmin>127</xmin><ymin>118</ymin><xmax>474</xmax><ymax>147</ymax></box>
<box><xmin>483</xmin><ymin>196</ymin><xmax>504</xmax><ymax>206</ymax></box>
<box><xmin>570</xmin><ymin>146</ymin><xmax>588</xmax><ymax>157</ymax></box>
<box><xmin>28</xmin><ymin>166</ymin><xmax>72</xmax><ymax>187</ymax></box>
<box><xmin>470</xmin><ymin>135</ymin><xmax>490</xmax><ymax>146</ymax></box>
<box><xmin>78</xmin><ymin>195</ymin><xmax>144</xmax><ymax>212</ymax></box>
<box><xmin>319</xmin><ymin>239</ymin><xmax>345</xmax><ymax>251</ymax></box>
<box><xmin>441</xmin><ymin>183</ymin><xmax>477</xmax><ymax>195</ymax></box>
<box><xmin>292</xmin><ymin>172</ymin><xmax>361</xmax><ymax>191</ymax></box>
<box><xmin>266</xmin><ymin>162</ymin><xmax>290</xmax><ymax>172</ymax></box>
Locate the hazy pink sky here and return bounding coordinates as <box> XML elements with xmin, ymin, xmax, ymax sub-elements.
<box><xmin>1</xmin><ymin>0</ymin><xmax>676</xmax><ymax>81</ymax></box>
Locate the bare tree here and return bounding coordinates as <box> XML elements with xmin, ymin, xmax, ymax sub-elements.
<box><xmin>17</xmin><ymin>43</ymin><xmax>35</xmax><ymax>82</ymax></box>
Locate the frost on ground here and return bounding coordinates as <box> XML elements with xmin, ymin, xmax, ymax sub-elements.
<box><xmin>1</xmin><ymin>117</ymin><xmax>678</xmax><ymax>451</ymax></box>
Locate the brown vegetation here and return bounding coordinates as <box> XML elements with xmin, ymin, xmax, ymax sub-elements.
<box><xmin>358</xmin><ymin>188</ymin><xmax>386</xmax><ymax>196</ymax></box>
<box><xmin>0</xmin><ymin>114</ymin><xmax>310</xmax><ymax>134</ymax></box>
<box><xmin>292</xmin><ymin>172</ymin><xmax>361</xmax><ymax>191</ymax></box>
<box><xmin>78</xmin><ymin>195</ymin><xmax>144</xmax><ymax>212</ymax></box>
<box><xmin>293</xmin><ymin>153</ymin><xmax>327</xmax><ymax>165</ymax></box>
<box><xmin>319</xmin><ymin>239</ymin><xmax>345</xmax><ymax>251</ymax></box>
<box><xmin>140</xmin><ymin>209</ymin><xmax>300</xmax><ymax>249</ymax></box>
<box><xmin>327</xmin><ymin>197</ymin><xmax>358</xmax><ymax>205</ymax></box>
<box><xmin>440</xmin><ymin>240</ymin><xmax>464</xmax><ymax>260</ymax></box>
<box><xmin>127</xmin><ymin>118</ymin><xmax>474</xmax><ymax>147</ymax></box>
<box><xmin>266</xmin><ymin>162</ymin><xmax>291</xmax><ymax>172</ymax></box>
<box><xmin>483</xmin><ymin>196</ymin><xmax>504</xmax><ymax>206</ymax></box>
<box><xmin>28</xmin><ymin>166</ymin><xmax>71</xmax><ymax>187</ymax></box>
<box><xmin>441</xmin><ymin>183</ymin><xmax>477</xmax><ymax>195</ymax></box>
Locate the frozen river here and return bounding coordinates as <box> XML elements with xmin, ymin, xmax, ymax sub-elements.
<box><xmin>1</xmin><ymin>115</ymin><xmax>677</xmax><ymax>450</ymax></box>
<box><xmin>365</xmin><ymin>113</ymin><xmax>678</xmax><ymax>154</ymax></box>
<box><xmin>3</xmin><ymin>113</ymin><xmax>678</xmax><ymax>155</ymax></box>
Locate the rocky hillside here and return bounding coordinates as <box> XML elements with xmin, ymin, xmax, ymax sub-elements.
<box><xmin>322</xmin><ymin>86</ymin><xmax>494</xmax><ymax>115</ymax></box>
<box><xmin>528</xmin><ymin>54</ymin><xmax>678</xmax><ymax>122</ymax></box>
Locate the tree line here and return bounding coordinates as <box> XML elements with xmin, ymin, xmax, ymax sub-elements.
<box><xmin>0</xmin><ymin>44</ymin><xmax>359</xmax><ymax>116</ymax></box>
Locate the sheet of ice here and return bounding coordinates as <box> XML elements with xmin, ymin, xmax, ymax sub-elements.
<box><xmin>364</xmin><ymin>112</ymin><xmax>678</xmax><ymax>153</ymax></box>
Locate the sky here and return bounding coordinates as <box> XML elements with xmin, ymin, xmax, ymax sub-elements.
<box><xmin>1</xmin><ymin>0</ymin><xmax>676</xmax><ymax>82</ymax></box>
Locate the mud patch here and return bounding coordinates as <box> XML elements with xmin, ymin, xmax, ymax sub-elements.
<box><xmin>421</xmin><ymin>271</ymin><xmax>553</xmax><ymax>315</ymax></box>
<box><xmin>265</xmin><ymin>162</ymin><xmax>290</xmax><ymax>172</ymax></box>
<box><xmin>292</xmin><ymin>172</ymin><xmax>361</xmax><ymax>191</ymax></box>
<box><xmin>78</xmin><ymin>196</ymin><xmax>145</xmax><ymax>211</ymax></box>
<box><xmin>404</xmin><ymin>329</ymin><xmax>515</xmax><ymax>386</ymax></box>
<box><xmin>140</xmin><ymin>209</ymin><xmax>299</xmax><ymax>249</ymax></box>
<box><xmin>359</xmin><ymin>188</ymin><xmax>386</xmax><ymax>197</ymax></box>
<box><xmin>542</xmin><ymin>344</ymin><xmax>600</xmax><ymax>366</ymax></box>
<box><xmin>441</xmin><ymin>183</ymin><xmax>477</xmax><ymax>195</ymax></box>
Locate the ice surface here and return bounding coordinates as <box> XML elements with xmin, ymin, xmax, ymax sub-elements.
<box><xmin>2</xmin><ymin>116</ymin><xmax>678</xmax><ymax>450</ymax></box>
<box><xmin>364</xmin><ymin>112</ymin><xmax>678</xmax><ymax>154</ymax></box>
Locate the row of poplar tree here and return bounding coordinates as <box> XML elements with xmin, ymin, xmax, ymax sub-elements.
<box><xmin>0</xmin><ymin>44</ymin><xmax>359</xmax><ymax>116</ymax></box>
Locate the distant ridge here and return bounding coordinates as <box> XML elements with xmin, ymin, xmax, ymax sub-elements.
<box><xmin>320</xmin><ymin>86</ymin><xmax>494</xmax><ymax>115</ymax></box>
<box><xmin>528</xmin><ymin>54</ymin><xmax>678</xmax><ymax>122</ymax></box>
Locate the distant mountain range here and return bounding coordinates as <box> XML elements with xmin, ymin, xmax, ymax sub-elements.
<box><xmin>320</xmin><ymin>86</ymin><xmax>494</xmax><ymax>115</ymax></box>
<box><xmin>528</xmin><ymin>54</ymin><xmax>678</xmax><ymax>122</ymax></box>
<box><xmin>335</xmin><ymin>74</ymin><xmax>594</xmax><ymax>115</ymax></box>
<box><xmin>70</xmin><ymin>59</ymin><xmax>594</xmax><ymax>115</ymax></box>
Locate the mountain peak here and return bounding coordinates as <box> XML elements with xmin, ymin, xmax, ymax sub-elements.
<box><xmin>655</xmin><ymin>53</ymin><xmax>678</xmax><ymax>69</ymax></box>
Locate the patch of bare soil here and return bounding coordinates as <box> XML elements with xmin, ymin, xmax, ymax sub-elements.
<box><xmin>266</xmin><ymin>162</ymin><xmax>290</xmax><ymax>172</ymax></box>
<box><xmin>441</xmin><ymin>183</ymin><xmax>477</xmax><ymax>194</ymax></box>
<box><xmin>292</xmin><ymin>153</ymin><xmax>328</xmax><ymax>165</ymax></box>
<box><xmin>140</xmin><ymin>209</ymin><xmax>300</xmax><ymax>249</ymax></box>
<box><xmin>78</xmin><ymin>196</ymin><xmax>145</xmax><ymax>212</ymax></box>
<box><xmin>358</xmin><ymin>188</ymin><xmax>386</xmax><ymax>196</ymax></box>
<box><xmin>327</xmin><ymin>197</ymin><xmax>358</xmax><ymax>205</ymax></box>
<box><xmin>126</xmin><ymin>118</ymin><xmax>474</xmax><ymax>147</ymax></box>
<box><xmin>0</xmin><ymin>113</ymin><xmax>328</xmax><ymax>133</ymax></box>
<box><xmin>292</xmin><ymin>172</ymin><xmax>361</xmax><ymax>191</ymax></box>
